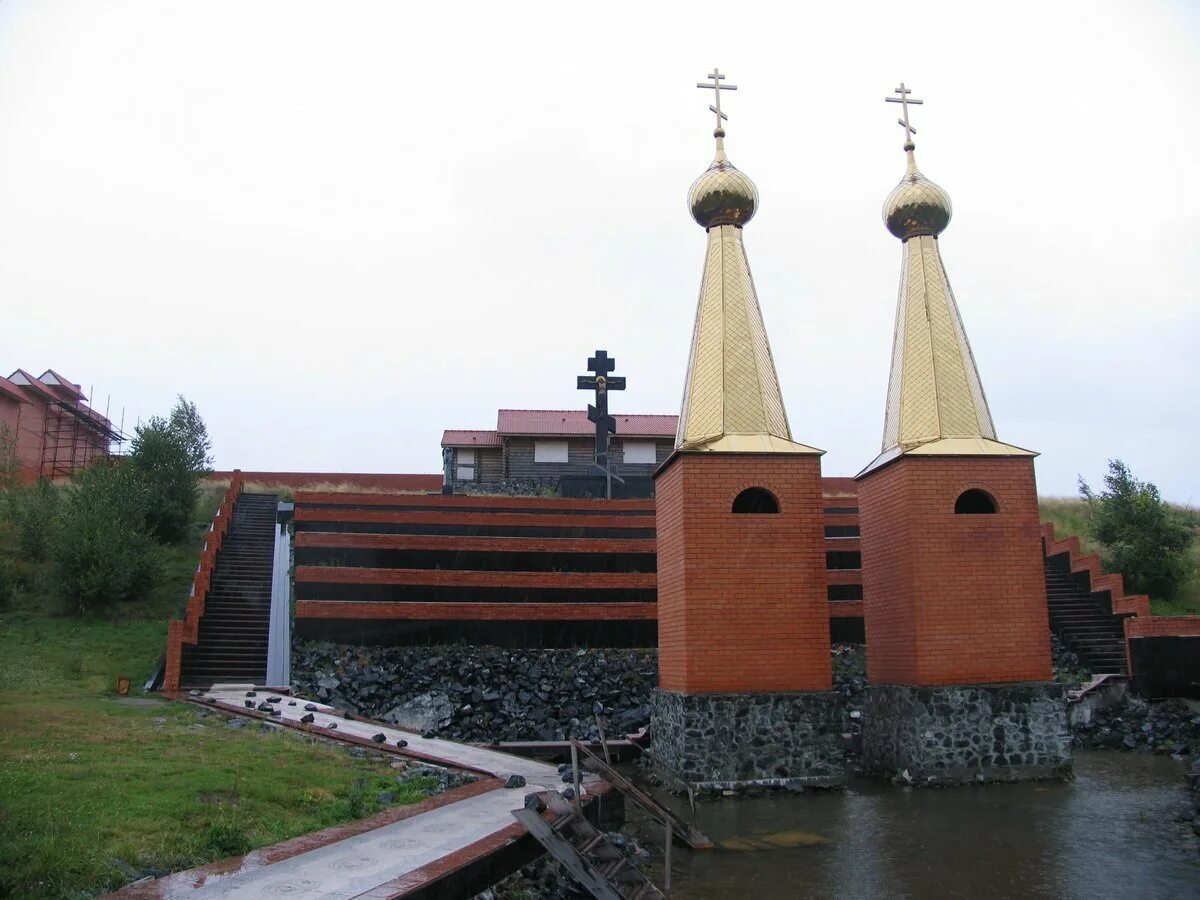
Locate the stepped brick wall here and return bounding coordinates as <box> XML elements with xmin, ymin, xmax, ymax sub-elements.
<box><xmin>655</xmin><ymin>453</ymin><xmax>830</xmax><ymax>694</ymax></box>
<box><xmin>858</xmin><ymin>456</ymin><xmax>1052</xmax><ymax>687</ymax></box>
<box><xmin>290</xmin><ymin>476</ymin><xmax>863</xmax><ymax>647</ymax></box>
<box><xmin>1042</xmin><ymin>522</ymin><xmax>1200</xmax><ymax>696</ymax></box>
<box><xmin>168</xmin><ymin>463</ymin><xmax>1200</xmax><ymax>694</ymax></box>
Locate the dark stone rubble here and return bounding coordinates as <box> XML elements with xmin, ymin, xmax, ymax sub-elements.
<box><xmin>292</xmin><ymin>641</ymin><xmax>657</xmax><ymax>743</ymax></box>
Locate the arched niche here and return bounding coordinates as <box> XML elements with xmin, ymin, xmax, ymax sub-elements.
<box><xmin>954</xmin><ymin>488</ymin><xmax>998</xmax><ymax>514</ymax></box>
<box><xmin>732</xmin><ymin>487</ymin><xmax>780</xmax><ymax>514</ymax></box>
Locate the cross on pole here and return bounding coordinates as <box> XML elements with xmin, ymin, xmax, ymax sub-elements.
<box><xmin>885</xmin><ymin>82</ymin><xmax>924</xmax><ymax>145</ymax></box>
<box><xmin>576</xmin><ymin>350</ymin><xmax>627</xmax><ymax>498</ymax></box>
<box><xmin>697</xmin><ymin>68</ymin><xmax>737</xmax><ymax>132</ymax></box>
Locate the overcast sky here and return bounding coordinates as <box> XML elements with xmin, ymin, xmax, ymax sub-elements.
<box><xmin>1</xmin><ymin>1</ymin><xmax>1196</xmax><ymax>502</ymax></box>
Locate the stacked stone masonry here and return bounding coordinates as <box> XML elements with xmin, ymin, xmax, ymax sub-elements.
<box><xmin>862</xmin><ymin>682</ymin><xmax>1072</xmax><ymax>783</ymax></box>
<box><xmin>651</xmin><ymin>688</ymin><xmax>846</xmax><ymax>788</ymax></box>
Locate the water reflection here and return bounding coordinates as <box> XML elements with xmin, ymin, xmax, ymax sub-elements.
<box><xmin>630</xmin><ymin>753</ymin><xmax>1198</xmax><ymax>899</ymax></box>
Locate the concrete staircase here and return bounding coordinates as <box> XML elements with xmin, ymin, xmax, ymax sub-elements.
<box><xmin>180</xmin><ymin>493</ymin><xmax>279</xmax><ymax>687</ymax></box>
<box><xmin>1043</xmin><ymin>553</ymin><xmax>1130</xmax><ymax>675</ymax></box>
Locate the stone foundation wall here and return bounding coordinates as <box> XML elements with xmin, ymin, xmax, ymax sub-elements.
<box><xmin>650</xmin><ymin>689</ymin><xmax>845</xmax><ymax>789</ymax></box>
<box><xmin>862</xmin><ymin>682</ymin><xmax>1071</xmax><ymax>784</ymax></box>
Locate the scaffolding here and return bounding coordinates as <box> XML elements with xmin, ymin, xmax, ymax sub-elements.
<box><xmin>38</xmin><ymin>393</ymin><xmax>126</xmax><ymax>479</ymax></box>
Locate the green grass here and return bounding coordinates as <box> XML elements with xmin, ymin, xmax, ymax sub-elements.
<box><xmin>0</xmin><ymin>489</ymin><xmax>436</xmax><ymax>899</ymax></box>
<box><xmin>1039</xmin><ymin>496</ymin><xmax>1200</xmax><ymax>617</ymax></box>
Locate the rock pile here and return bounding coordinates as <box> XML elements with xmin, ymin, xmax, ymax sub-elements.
<box><xmin>1071</xmin><ymin>696</ymin><xmax>1199</xmax><ymax>756</ymax></box>
<box><xmin>456</xmin><ymin>479</ymin><xmax>560</xmax><ymax>497</ymax></box>
<box><xmin>292</xmin><ymin>642</ymin><xmax>657</xmax><ymax>743</ymax></box>
<box><xmin>1050</xmin><ymin>633</ymin><xmax>1091</xmax><ymax>685</ymax></box>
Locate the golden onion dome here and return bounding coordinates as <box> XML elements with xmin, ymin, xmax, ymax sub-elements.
<box><xmin>688</xmin><ymin>131</ymin><xmax>758</xmax><ymax>228</ymax></box>
<box><xmin>883</xmin><ymin>144</ymin><xmax>952</xmax><ymax>240</ymax></box>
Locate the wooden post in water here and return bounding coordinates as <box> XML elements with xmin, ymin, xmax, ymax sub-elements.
<box><xmin>570</xmin><ymin>741</ymin><xmax>582</xmax><ymax>815</ymax></box>
<box><xmin>595</xmin><ymin>713</ymin><xmax>612</xmax><ymax>766</ymax></box>
<box><xmin>663</xmin><ymin>817</ymin><xmax>672</xmax><ymax>895</ymax></box>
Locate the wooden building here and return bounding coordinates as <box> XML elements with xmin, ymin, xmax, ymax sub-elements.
<box><xmin>442</xmin><ymin>409</ymin><xmax>677</xmax><ymax>488</ymax></box>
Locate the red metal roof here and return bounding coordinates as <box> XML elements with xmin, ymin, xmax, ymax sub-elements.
<box><xmin>7</xmin><ymin>369</ymin><xmax>58</xmax><ymax>399</ymax></box>
<box><xmin>37</xmin><ymin>369</ymin><xmax>86</xmax><ymax>399</ymax></box>
<box><xmin>441</xmin><ymin>429</ymin><xmax>502</xmax><ymax>448</ymax></box>
<box><xmin>0</xmin><ymin>375</ymin><xmax>30</xmax><ymax>405</ymax></box>
<box><xmin>497</xmin><ymin>409</ymin><xmax>678</xmax><ymax>438</ymax></box>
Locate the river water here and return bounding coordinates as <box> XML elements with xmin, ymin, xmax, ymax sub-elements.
<box><xmin>629</xmin><ymin>752</ymin><xmax>1199</xmax><ymax>899</ymax></box>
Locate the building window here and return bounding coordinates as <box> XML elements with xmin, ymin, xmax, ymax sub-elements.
<box><xmin>824</xmin><ymin>525</ymin><xmax>860</xmax><ymax>538</ymax></box>
<box><xmin>534</xmin><ymin>440</ymin><xmax>569</xmax><ymax>464</ymax></box>
<box><xmin>954</xmin><ymin>489</ymin><xmax>998</xmax><ymax>514</ymax></box>
<box><xmin>827</xmin><ymin>584</ymin><xmax>864</xmax><ymax>602</ymax></box>
<box><xmin>623</xmin><ymin>441</ymin><xmax>657</xmax><ymax>465</ymax></box>
<box><xmin>455</xmin><ymin>448</ymin><xmax>475</xmax><ymax>481</ymax></box>
<box><xmin>732</xmin><ymin>487</ymin><xmax>779</xmax><ymax>514</ymax></box>
<box><xmin>826</xmin><ymin>551</ymin><xmax>862</xmax><ymax>570</ymax></box>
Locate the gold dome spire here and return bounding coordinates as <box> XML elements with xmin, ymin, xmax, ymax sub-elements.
<box><xmin>689</xmin><ymin>128</ymin><xmax>758</xmax><ymax>228</ymax></box>
<box><xmin>688</xmin><ymin>69</ymin><xmax>758</xmax><ymax>229</ymax></box>
<box><xmin>882</xmin><ymin>83</ymin><xmax>951</xmax><ymax>240</ymax></box>
<box><xmin>883</xmin><ymin>146</ymin><xmax>952</xmax><ymax>240</ymax></box>
<box><xmin>861</xmin><ymin>85</ymin><xmax>1033</xmax><ymax>476</ymax></box>
<box><xmin>675</xmin><ymin>70</ymin><xmax>820</xmax><ymax>455</ymax></box>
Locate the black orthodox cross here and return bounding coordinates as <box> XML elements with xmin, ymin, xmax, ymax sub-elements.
<box><xmin>576</xmin><ymin>350</ymin><xmax>626</xmax><ymax>470</ymax></box>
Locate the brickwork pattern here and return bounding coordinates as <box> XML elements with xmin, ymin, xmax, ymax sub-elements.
<box><xmin>656</xmin><ymin>453</ymin><xmax>830</xmax><ymax>693</ymax></box>
<box><xmin>857</xmin><ymin>456</ymin><xmax>1051</xmax><ymax>686</ymax></box>
<box><xmin>295</xmin><ymin>600</ymin><xmax>656</xmax><ymax>621</ymax></box>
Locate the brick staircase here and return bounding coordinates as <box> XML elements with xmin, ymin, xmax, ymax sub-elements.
<box><xmin>1043</xmin><ymin>556</ymin><xmax>1129</xmax><ymax>674</ymax></box>
<box><xmin>180</xmin><ymin>492</ymin><xmax>279</xmax><ymax>687</ymax></box>
<box><xmin>1042</xmin><ymin>523</ymin><xmax>1151</xmax><ymax>676</ymax></box>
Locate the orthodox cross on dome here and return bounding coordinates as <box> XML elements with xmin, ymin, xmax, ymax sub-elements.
<box><xmin>886</xmin><ymin>82</ymin><xmax>923</xmax><ymax>146</ymax></box>
<box><xmin>577</xmin><ymin>350</ymin><xmax>627</xmax><ymax>496</ymax></box>
<box><xmin>697</xmin><ymin>68</ymin><xmax>737</xmax><ymax>132</ymax></box>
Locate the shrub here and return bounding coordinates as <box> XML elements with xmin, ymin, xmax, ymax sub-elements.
<box><xmin>52</xmin><ymin>463</ymin><xmax>156</xmax><ymax>614</ymax></box>
<box><xmin>0</xmin><ymin>423</ymin><xmax>17</xmax><ymax>488</ymax></box>
<box><xmin>129</xmin><ymin>397</ymin><xmax>212</xmax><ymax>543</ymax></box>
<box><xmin>0</xmin><ymin>554</ymin><xmax>26</xmax><ymax>606</ymax></box>
<box><xmin>1079</xmin><ymin>459</ymin><xmax>1195</xmax><ymax>601</ymax></box>
<box><xmin>5</xmin><ymin>478</ymin><xmax>60</xmax><ymax>562</ymax></box>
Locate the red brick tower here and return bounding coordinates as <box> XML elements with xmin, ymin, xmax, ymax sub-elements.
<box><xmin>650</xmin><ymin>70</ymin><xmax>843</xmax><ymax>790</ymax></box>
<box><xmin>855</xmin><ymin>86</ymin><xmax>1070</xmax><ymax>783</ymax></box>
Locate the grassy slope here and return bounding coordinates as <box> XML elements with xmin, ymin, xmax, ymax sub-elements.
<box><xmin>1038</xmin><ymin>496</ymin><xmax>1200</xmax><ymax>616</ymax></box>
<box><xmin>0</xmin><ymin>490</ymin><xmax>434</xmax><ymax>900</ymax></box>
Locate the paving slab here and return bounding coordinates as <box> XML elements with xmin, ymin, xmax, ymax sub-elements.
<box><xmin>201</xmin><ymin>689</ymin><xmax>560</xmax><ymax>781</ymax></box>
<box><xmin>110</xmin><ymin>690</ymin><xmax>575</xmax><ymax>899</ymax></box>
<box><xmin>171</xmin><ymin>783</ymin><xmax>549</xmax><ymax>898</ymax></box>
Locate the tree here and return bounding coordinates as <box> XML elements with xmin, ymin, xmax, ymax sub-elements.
<box><xmin>52</xmin><ymin>462</ymin><xmax>155</xmax><ymax>614</ymax></box>
<box><xmin>167</xmin><ymin>396</ymin><xmax>213</xmax><ymax>473</ymax></box>
<box><xmin>129</xmin><ymin>396</ymin><xmax>212</xmax><ymax>543</ymax></box>
<box><xmin>1079</xmin><ymin>459</ymin><xmax>1194</xmax><ymax>601</ymax></box>
<box><xmin>5</xmin><ymin>478</ymin><xmax>59</xmax><ymax>562</ymax></box>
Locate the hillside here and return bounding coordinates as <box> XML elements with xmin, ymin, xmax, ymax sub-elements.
<box><xmin>1038</xmin><ymin>496</ymin><xmax>1200</xmax><ymax>616</ymax></box>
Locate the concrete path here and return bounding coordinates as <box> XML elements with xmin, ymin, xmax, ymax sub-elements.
<box><xmin>173</xmin><ymin>785</ymin><xmax>543</xmax><ymax>898</ymax></box>
<box><xmin>202</xmin><ymin>688</ymin><xmax>560</xmax><ymax>781</ymax></box>
<box><xmin>113</xmin><ymin>690</ymin><xmax>572</xmax><ymax>899</ymax></box>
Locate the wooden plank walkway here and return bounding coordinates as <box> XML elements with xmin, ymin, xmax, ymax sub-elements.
<box><xmin>110</xmin><ymin>690</ymin><xmax>569</xmax><ymax>899</ymax></box>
